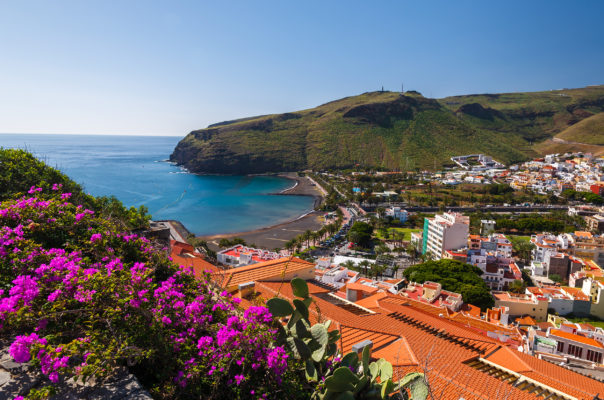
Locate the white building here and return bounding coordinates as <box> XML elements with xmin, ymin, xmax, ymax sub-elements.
<box><xmin>422</xmin><ymin>212</ymin><xmax>469</xmax><ymax>259</ymax></box>
<box><xmin>217</xmin><ymin>245</ymin><xmax>280</xmax><ymax>267</ymax></box>
<box><xmin>384</xmin><ymin>206</ymin><xmax>408</xmax><ymax>223</ymax></box>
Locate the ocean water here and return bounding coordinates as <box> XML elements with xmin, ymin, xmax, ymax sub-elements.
<box><xmin>0</xmin><ymin>134</ymin><xmax>314</xmax><ymax>235</ymax></box>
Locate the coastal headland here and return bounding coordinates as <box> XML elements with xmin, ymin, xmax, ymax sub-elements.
<box><xmin>198</xmin><ymin>173</ymin><xmax>326</xmax><ymax>250</ymax></box>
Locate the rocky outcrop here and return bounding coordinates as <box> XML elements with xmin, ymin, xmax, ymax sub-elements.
<box><xmin>0</xmin><ymin>344</ymin><xmax>152</xmax><ymax>400</ymax></box>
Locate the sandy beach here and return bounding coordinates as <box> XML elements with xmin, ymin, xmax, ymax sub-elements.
<box><xmin>274</xmin><ymin>172</ymin><xmax>324</xmax><ymax>209</ymax></box>
<box><xmin>198</xmin><ymin>174</ymin><xmax>326</xmax><ymax>250</ymax></box>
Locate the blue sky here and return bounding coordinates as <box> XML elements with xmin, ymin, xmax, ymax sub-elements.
<box><xmin>0</xmin><ymin>1</ymin><xmax>602</xmax><ymax>136</ymax></box>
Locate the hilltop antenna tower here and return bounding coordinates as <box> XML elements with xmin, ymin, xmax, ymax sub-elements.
<box><xmin>402</xmin><ymin>83</ymin><xmax>404</xmax><ymax>93</ymax></box>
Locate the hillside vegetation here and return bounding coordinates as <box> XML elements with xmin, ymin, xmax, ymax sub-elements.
<box><xmin>171</xmin><ymin>85</ymin><xmax>604</xmax><ymax>173</ymax></box>
<box><xmin>555</xmin><ymin>112</ymin><xmax>604</xmax><ymax>145</ymax></box>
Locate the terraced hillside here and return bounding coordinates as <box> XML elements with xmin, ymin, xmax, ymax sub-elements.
<box><xmin>171</xmin><ymin>85</ymin><xmax>604</xmax><ymax>173</ymax></box>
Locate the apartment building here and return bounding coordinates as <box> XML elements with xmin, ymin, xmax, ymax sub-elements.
<box><xmin>421</xmin><ymin>212</ymin><xmax>469</xmax><ymax>259</ymax></box>
<box><xmin>493</xmin><ymin>291</ymin><xmax>549</xmax><ymax>321</ymax></box>
<box><xmin>586</xmin><ymin>214</ymin><xmax>604</xmax><ymax>233</ymax></box>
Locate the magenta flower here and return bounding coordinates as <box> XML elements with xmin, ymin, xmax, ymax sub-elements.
<box><xmin>9</xmin><ymin>333</ymin><xmax>46</xmax><ymax>363</ymax></box>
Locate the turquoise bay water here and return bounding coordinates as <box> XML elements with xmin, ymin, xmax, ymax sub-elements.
<box><xmin>0</xmin><ymin>134</ymin><xmax>314</xmax><ymax>235</ymax></box>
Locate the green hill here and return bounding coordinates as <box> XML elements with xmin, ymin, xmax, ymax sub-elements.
<box><xmin>555</xmin><ymin>112</ymin><xmax>604</xmax><ymax>145</ymax></box>
<box><xmin>170</xmin><ymin>85</ymin><xmax>604</xmax><ymax>173</ymax></box>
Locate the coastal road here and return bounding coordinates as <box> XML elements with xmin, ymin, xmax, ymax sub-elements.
<box><xmin>306</xmin><ymin>176</ymin><xmax>328</xmax><ymax>197</ymax></box>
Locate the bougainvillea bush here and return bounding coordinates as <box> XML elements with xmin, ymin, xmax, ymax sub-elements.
<box><xmin>0</xmin><ymin>185</ymin><xmax>301</xmax><ymax>399</ymax></box>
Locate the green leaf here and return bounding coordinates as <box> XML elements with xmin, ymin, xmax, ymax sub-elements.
<box><xmin>368</xmin><ymin>362</ymin><xmax>379</xmax><ymax>381</ymax></box>
<box><xmin>341</xmin><ymin>352</ymin><xmax>359</xmax><ymax>369</ymax></box>
<box><xmin>324</xmin><ymin>367</ymin><xmax>359</xmax><ymax>392</ymax></box>
<box><xmin>410</xmin><ymin>381</ymin><xmax>429</xmax><ymax>400</ymax></box>
<box><xmin>379</xmin><ymin>360</ymin><xmax>393</xmax><ymax>381</ymax></box>
<box><xmin>305</xmin><ymin>359</ymin><xmax>319</xmax><ymax>382</ymax></box>
<box><xmin>334</xmin><ymin>392</ymin><xmax>355</xmax><ymax>400</ymax></box>
<box><xmin>311</xmin><ymin>345</ymin><xmax>326</xmax><ymax>363</ymax></box>
<box><xmin>380</xmin><ymin>379</ymin><xmax>395</xmax><ymax>399</ymax></box>
<box><xmin>311</xmin><ymin>323</ymin><xmax>329</xmax><ymax>347</ymax></box>
<box><xmin>293</xmin><ymin>298</ymin><xmax>310</xmax><ymax>320</ymax></box>
<box><xmin>267</xmin><ymin>297</ymin><xmax>294</xmax><ymax>317</ymax></box>
<box><xmin>303</xmin><ymin>297</ymin><xmax>313</xmax><ymax>308</ymax></box>
<box><xmin>362</xmin><ymin>344</ymin><xmax>372</xmax><ymax>375</ymax></box>
<box><xmin>399</xmin><ymin>372</ymin><xmax>424</xmax><ymax>388</ymax></box>
<box><xmin>328</xmin><ymin>330</ymin><xmax>341</xmax><ymax>344</ymax></box>
<box><xmin>292</xmin><ymin>319</ymin><xmax>311</xmax><ymax>339</ymax></box>
<box><xmin>291</xmin><ymin>277</ymin><xmax>309</xmax><ymax>298</ymax></box>
<box><xmin>326</xmin><ymin>342</ymin><xmax>338</xmax><ymax>358</ymax></box>
<box><xmin>353</xmin><ymin>375</ymin><xmax>369</xmax><ymax>395</ymax></box>
<box><xmin>286</xmin><ymin>336</ymin><xmax>311</xmax><ymax>360</ymax></box>
<box><xmin>288</xmin><ymin>310</ymin><xmax>303</xmax><ymax>329</ymax></box>
<box><xmin>400</xmin><ymin>373</ymin><xmax>429</xmax><ymax>400</ymax></box>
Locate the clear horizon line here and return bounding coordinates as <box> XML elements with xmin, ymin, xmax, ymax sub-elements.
<box><xmin>0</xmin><ymin>132</ymin><xmax>185</xmax><ymax>137</ymax></box>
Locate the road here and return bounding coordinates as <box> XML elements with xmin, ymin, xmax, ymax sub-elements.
<box><xmin>362</xmin><ymin>204</ymin><xmax>569</xmax><ymax>213</ymax></box>
<box><xmin>306</xmin><ymin>176</ymin><xmax>328</xmax><ymax>196</ymax></box>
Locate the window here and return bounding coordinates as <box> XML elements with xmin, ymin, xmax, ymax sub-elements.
<box><xmin>586</xmin><ymin>350</ymin><xmax>603</xmax><ymax>363</ymax></box>
<box><xmin>568</xmin><ymin>344</ymin><xmax>583</xmax><ymax>359</ymax></box>
<box><xmin>557</xmin><ymin>341</ymin><xmax>564</xmax><ymax>352</ymax></box>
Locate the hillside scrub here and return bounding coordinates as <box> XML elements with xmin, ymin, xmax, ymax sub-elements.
<box><xmin>0</xmin><ymin>148</ymin><xmax>150</xmax><ymax>230</ymax></box>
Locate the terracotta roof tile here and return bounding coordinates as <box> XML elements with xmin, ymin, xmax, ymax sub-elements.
<box><xmin>250</xmin><ymin>280</ymin><xmax>604</xmax><ymax>399</ymax></box>
<box><xmin>212</xmin><ymin>256</ymin><xmax>314</xmax><ymax>289</ymax></box>
<box><xmin>550</xmin><ymin>329</ymin><xmax>604</xmax><ymax>348</ymax></box>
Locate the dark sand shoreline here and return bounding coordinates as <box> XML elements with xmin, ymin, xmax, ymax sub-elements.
<box><xmin>196</xmin><ymin>173</ymin><xmax>325</xmax><ymax>250</ymax></box>
<box><xmin>161</xmin><ymin>172</ymin><xmax>325</xmax><ymax>249</ymax></box>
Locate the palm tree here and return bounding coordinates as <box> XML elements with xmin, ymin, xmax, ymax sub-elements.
<box><xmin>294</xmin><ymin>237</ymin><xmax>302</xmax><ymax>254</ymax></box>
<box><xmin>311</xmin><ymin>231</ymin><xmax>320</xmax><ymax>246</ymax></box>
<box><xmin>341</xmin><ymin>260</ymin><xmax>356</xmax><ymax>271</ymax></box>
<box><xmin>359</xmin><ymin>260</ymin><xmax>371</xmax><ymax>277</ymax></box>
<box><xmin>285</xmin><ymin>239</ymin><xmax>295</xmax><ymax>254</ymax></box>
<box><xmin>406</xmin><ymin>243</ymin><xmax>417</xmax><ymax>263</ymax></box>
<box><xmin>303</xmin><ymin>230</ymin><xmax>312</xmax><ymax>248</ymax></box>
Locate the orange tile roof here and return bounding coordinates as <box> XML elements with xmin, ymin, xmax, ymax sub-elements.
<box><xmin>483</xmin><ymin>346</ymin><xmax>532</xmax><ymax>373</ymax></box>
<box><xmin>575</xmin><ymin>231</ymin><xmax>594</xmax><ymax>239</ymax></box>
<box><xmin>371</xmin><ymin>337</ymin><xmax>419</xmax><ymax>367</ymax></box>
<box><xmin>562</xmin><ymin>286</ymin><xmax>590</xmax><ymax>301</ymax></box>
<box><xmin>212</xmin><ymin>256</ymin><xmax>314</xmax><ymax>290</ymax></box>
<box><xmin>171</xmin><ymin>253</ymin><xmax>221</xmax><ymax>276</ymax></box>
<box><xmin>462</xmin><ymin>304</ymin><xmax>481</xmax><ymax>317</ymax></box>
<box><xmin>516</xmin><ymin>316</ymin><xmax>537</xmax><ymax>326</ymax></box>
<box><xmin>549</xmin><ymin>329</ymin><xmax>604</xmax><ymax>348</ymax></box>
<box><xmin>250</xmin><ymin>280</ymin><xmax>604</xmax><ymax>400</ymax></box>
<box><xmin>170</xmin><ymin>240</ymin><xmax>195</xmax><ymax>255</ymax></box>
<box><xmin>354</xmin><ymin>292</ymin><xmax>389</xmax><ymax>311</ymax></box>
<box><xmin>346</xmin><ymin>281</ymin><xmax>379</xmax><ymax>294</ymax></box>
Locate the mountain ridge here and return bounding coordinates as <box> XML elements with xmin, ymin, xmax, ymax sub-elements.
<box><xmin>170</xmin><ymin>85</ymin><xmax>604</xmax><ymax>174</ymax></box>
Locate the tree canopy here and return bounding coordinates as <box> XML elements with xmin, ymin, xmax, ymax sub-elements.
<box><xmin>403</xmin><ymin>259</ymin><xmax>494</xmax><ymax>310</ymax></box>
<box><xmin>347</xmin><ymin>221</ymin><xmax>373</xmax><ymax>248</ymax></box>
